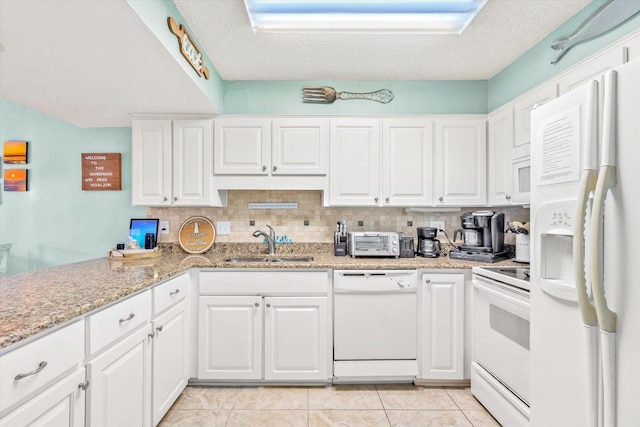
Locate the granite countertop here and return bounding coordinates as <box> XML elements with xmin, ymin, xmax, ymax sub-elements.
<box><xmin>0</xmin><ymin>243</ymin><xmax>522</xmax><ymax>351</ymax></box>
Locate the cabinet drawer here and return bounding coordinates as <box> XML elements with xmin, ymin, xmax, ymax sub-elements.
<box><xmin>153</xmin><ymin>274</ymin><xmax>189</xmax><ymax>316</ymax></box>
<box><xmin>0</xmin><ymin>320</ymin><xmax>84</xmax><ymax>413</ymax></box>
<box><xmin>88</xmin><ymin>290</ymin><xmax>151</xmax><ymax>355</ymax></box>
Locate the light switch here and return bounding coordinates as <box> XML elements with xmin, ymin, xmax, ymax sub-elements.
<box><xmin>217</xmin><ymin>221</ymin><xmax>231</xmax><ymax>235</ymax></box>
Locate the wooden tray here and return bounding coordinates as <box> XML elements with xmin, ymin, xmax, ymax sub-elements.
<box><xmin>108</xmin><ymin>248</ymin><xmax>163</xmax><ymax>260</ymax></box>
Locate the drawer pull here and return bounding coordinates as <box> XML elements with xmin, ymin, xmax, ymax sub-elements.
<box><xmin>169</xmin><ymin>289</ymin><xmax>180</xmax><ymax>296</ymax></box>
<box><xmin>78</xmin><ymin>380</ymin><xmax>90</xmax><ymax>391</ymax></box>
<box><xmin>119</xmin><ymin>313</ymin><xmax>135</xmax><ymax>324</ymax></box>
<box><xmin>156</xmin><ymin>325</ymin><xmax>163</xmax><ymax>333</ymax></box>
<box><xmin>15</xmin><ymin>361</ymin><xmax>47</xmax><ymax>380</ymax></box>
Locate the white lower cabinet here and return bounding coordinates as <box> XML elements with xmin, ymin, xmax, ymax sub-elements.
<box><xmin>420</xmin><ymin>273</ymin><xmax>464</xmax><ymax>380</ymax></box>
<box><xmin>198</xmin><ymin>295</ymin><xmax>329</xmax><ymax>382</ymax></box>
<box><xmin>87</xmin><ymin>325</ymin><xmax>152</xmax><ymax>427</ymax></box>
<box><xmin>0</xmin><ymin>368</ymin><xmax>86</xmax><ymax>427</ymax></box>
<box><xmin>264</xmin><ymin>297</ymin><xmax>328</xmax><ymax>381</ymax></box>
<box><xmin>151</xmin><ymin>300</ymin><xmax>190</xmax><ymax>426</ymax></box>
<box><xmin>198</xmin><ymin>296</ymin><xmax>263</xmax><ymax>380</ymax></box>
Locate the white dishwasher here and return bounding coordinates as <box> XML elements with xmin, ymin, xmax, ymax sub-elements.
<box><xmin>333</xmin><ymin>270</ymin><xmax>418</xmax><ymax>383</ymax></box>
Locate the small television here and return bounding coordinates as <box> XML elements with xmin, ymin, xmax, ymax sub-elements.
<box><xmin>129</xmin><ymin>218</ymin><xmax>159</xmax><ymax>249</ymax></box>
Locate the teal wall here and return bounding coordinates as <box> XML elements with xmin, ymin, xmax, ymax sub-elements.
<box><xmin>0</xmin><ymin>99</ymin><xmax>146</xmax><ymax>274</ymax></box>
<box><xmin>126</xmin><ymin>0</ymin><xmax>224</xmax><ymax>112</ymax></box>
<box><xmin>489</xmin><ymin>1</ymin><xmax>640</xmax><ymax>110</ymax></box>
<box><xmin>224</xmin><ymin>80</ymin><xmax>488</xmax><ymax>114</ymax></box>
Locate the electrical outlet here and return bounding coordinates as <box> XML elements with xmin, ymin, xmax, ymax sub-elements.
<box><xmin>216</xmin><ymin>221</ymin><xmax>231</xmax><ymax>235</ymax></box>
<box><xmin>430</xmin><ymin>220</ymin><xmax>445</xmax><ymax>235</ymax></box>
<box><xmin>159</xmin><ymin>220</ymin><xmax>169</xmax><ymax>235</ymax></box>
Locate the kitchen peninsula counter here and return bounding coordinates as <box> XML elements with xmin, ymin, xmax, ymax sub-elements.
<box><xmin>0</xmin><ymin>246</ymin><xmax>521</xmax><ymax>351</ymax></box>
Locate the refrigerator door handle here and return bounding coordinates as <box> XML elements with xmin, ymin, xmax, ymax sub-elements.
<box><xmin>590</xmin><ymin>69</ymin><xmax>618</xmax><ymax>427</ymax></box>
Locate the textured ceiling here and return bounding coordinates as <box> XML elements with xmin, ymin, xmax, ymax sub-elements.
<box><xmin>175</xmin><ymin>0</ymin><xmax>590</xmax><ymax>81</ymax></box>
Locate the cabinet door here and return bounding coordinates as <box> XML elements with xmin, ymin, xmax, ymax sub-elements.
<box><xmin>421</xmin><ymin>274</ymin><xmax>464</xmax><ymax>380</ymax></box>
<box><xmin>152</xmin><ymin>301</ymin><xmax>189</xmax><ymax>426</ymax></box>
<box><xmin>172</xmin><ymin>119</ymin><xmax>212</xmax><ymax>206</ymax></box>
<box><xmin>626</xmin><ymin>31</ymin><xmax>640</xmax><ymax>61</ymax></box>
<box><xmin>272</xmin><ymin>119</ymin><xmax>328</xmax><ymax>175</ymax></box>
<box><xmin>513</xmin><ymin>83</ymin><xmax>557</xmax><ymax>159</ymax></box>
<box><xmin>510</xmin><ymin>156</ymin><xmax>531</xmax><ymax>205</ymax></box>
<box><xmin>214</xmin><ymin>119</ymin><xmax>271</xmax><ymax>175</ymax></box>
<box><xmin>132</xmin><ymin>119</ymin><xmax>172</xmax><ymax>206</ymax></box>
<box><xmin>557</xmin><ymin>48</ymin><xmax>625</xmax><ymax>95</ymax></box>
<box><xmin>0</xmin><ymin>368</ymin><xmax>85</xmax><ymax>427</ymax></box>
<box><xmin>264</xmin><ymin>297</ymin><xmax>328</xmax><ymax>381</ymax></box>
<box><xmin>198</xmin><ymin>296</ymin><xmax>263</xmax><ymax>380</ymax></box>
<box><xmin>487</xmin><ymin>107</ymin><xmax>515</xmax><ymax>206</ymax></box>
<box><xmin>87</xmin><ymin>325</ymin><xmax>151</xmax><ymax>427</ymax></box>
<box><xmin>382</xmin><ymin>119</ymin><xmax>434</xmax><ymax>206</ymax></box>
<box><xmin>434</xmin><ymin>119</ymin><xmax>487</xmax><ymax>206</ymax></box>
<box><xmin>329</xmin><ymin>119</ymin><xmax>381</xmax><ymax>206</ymax></box>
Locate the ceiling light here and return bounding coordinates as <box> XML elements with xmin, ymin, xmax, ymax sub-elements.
<box><xmin>244</xmin><ymin>0</ymin><xmax>488</xmax><ymax>34</ymax></box>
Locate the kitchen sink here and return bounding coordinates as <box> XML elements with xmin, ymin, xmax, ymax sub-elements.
<box><xmin>223</xmin><ymin>256</ymin><xmax>314</xmax><ymax>263</ymax></box>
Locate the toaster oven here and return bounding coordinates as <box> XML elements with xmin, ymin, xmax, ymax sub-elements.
<box><xmin>347</xmin><ymin>232</ymin><xmax>399</xmax><ymax>258</ymax></box>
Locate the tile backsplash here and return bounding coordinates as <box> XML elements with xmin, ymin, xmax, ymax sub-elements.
<box><xmin>148</xmin><ymin>190</ymin><xmax>529</xmax><ymax>246</ymax></box>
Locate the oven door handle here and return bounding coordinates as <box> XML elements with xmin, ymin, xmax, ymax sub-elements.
<box><xmin>473</xmin><ymin>280</ymin><xmax>529</xmax><ymax>310</ymax></box>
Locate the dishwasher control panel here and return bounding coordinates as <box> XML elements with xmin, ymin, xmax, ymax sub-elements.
<box><xmin>334</xmin><ymin>270</ymin><xmax>418</xmax><ymax>292</ymax></box>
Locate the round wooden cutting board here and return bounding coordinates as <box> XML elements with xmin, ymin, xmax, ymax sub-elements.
<box><xmin>178</xmin><ymin>216</ymin><xmax>216</xmax><ymax>254</ymax></box>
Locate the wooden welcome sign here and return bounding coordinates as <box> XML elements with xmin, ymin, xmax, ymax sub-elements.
<box><xmin>168</xmin><ymin>16</ymin><xmax>210</xmax><ymax>79</ymax></box>
<box><xmin>82</xmin><ymin>153</ymin><xmax>121</xmax><ymax>190</ymax></box>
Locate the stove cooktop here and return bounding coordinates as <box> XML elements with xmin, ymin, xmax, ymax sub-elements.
<box><xmin>472</xmin><ymin>266</ymin><xmax>531</xmax><ymax>291</ymax></box>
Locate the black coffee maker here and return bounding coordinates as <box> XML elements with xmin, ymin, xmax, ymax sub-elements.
<box><xmin>449</xmin><ymin>211</ymin><xmax>510</xmax><ymax>262</ymax></box>
<box><xmin>416</xmin><ymin>227</ymin><xmax>442</xmax><ymax>258</ymax></box>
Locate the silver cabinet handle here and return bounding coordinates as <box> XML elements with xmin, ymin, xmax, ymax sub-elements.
<box><xmin>266</xmin><ymin>303</ymin><xmax>271</xmax><ymax>308</ymax></box>
<box><xmin>425</xmin><ymin>279</ymin><xmax>431</xmax><ymax>285</ymax></box>
<box><xmin>262</xmin><ymin>165</ymin><xmax>267</xmax><ymax>172</ymax></box>
<box><xmin>169</xmin><ymin>289</ymin><xmax>180</xmax><ymax>296</ymax></box>
<box><xmin>15</xmin><ymin>361</ymin><xmax>47</xmax><ymax>380</ymax></box>
<box><xmin>148</xmin><ymin>332</ymin><xmax>155</xmax><ymax>338</ymax></box>
<box><xmin>119</xmin><ymin>313</ymin><xmax>135</xmax><ymax>324</ymax></box>
<box><xmin>374</xmin><ymin>197</ymin><xmax>379</xmax><ymax>203</ymax></box>
<box><xmin>254</xmin><ymin>302</ymin><xmax>260</xmax><ymax>307</ymax></box>
<box><xmin>272</xmin><ymin>165</ymin><xmax>278</xmax><ymax>172</ymax></box>
<box><xmin>174</xmin><ymin>196</ymin><xmax>178</xmax><ymax>201</ymax></box>
<box><xmin>163</xmin><ymin>197</ymin><xmax>168</xmax><ymax>202</ymax></box>
<box><xmin>439</xmin><ymin>196</ymin><xmax>444</xmax><ymax>202</ymax></box>
<box><xmin>385</xmin><ymin>197</ymin><xmax>390</xmax><ymax>203</ymax></box>
<box><xmin>156</xmin><ymin>325</ymin><xmax>163</xmax><ymax>333</ymax></box>
<box><xmin>78</xmin><ymin>380</ymin><xmax>90</xmax><ymax>391</ymax></box>
<box><xmin>506</xmin><ymin>194</ymin><xmax>512</xmax><ymax>200</ymax></box>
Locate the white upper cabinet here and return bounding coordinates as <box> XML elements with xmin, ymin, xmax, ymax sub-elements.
<box><xmin>172</xmin><ymin>120</ymin><xmax>213</xmax><ymax>206</ymax></box>
<box><xmin>132</xmin><ymin>119</ymin><xmax>172</xmax><ymax>206</ymax></box>
<box><xmin>132</xmin><ymin>118</ymin><xmax>216</xmax><ymax>206</ymax></box>
<box><xmin>512</xmin><ymin>83</ymin><xmax>557</xmax><ymax>160</ymax></box>
<box><xmin>434</xmin><ymin>118</ymin><xmax>487</xmax><ymax>206</ymax></box>
<box><xmin>487</xmin><ymin>107</ymin><xmax>514</xmax><ymax>206</ymax></box>
<box><xmin>329</xmin><ymin>119</ymin><xmax>381</xmax><ymax>206</ymax></box>
<box><xmin>214</xmin><ymin>118</ymin><xmax>271</xmax><ymax>175</ymax></box>
<box><xmin>625</xmin><ymin>31</ymin><xmax>640</xmax><ymax>61</ymax></box>
<box><xmin>214</xmin><ymin>118</ymin><xmax>328</xmax><ymax>176</ymax></box>
<box><xmin>272</xmin><ymin>119</ymin><xmax>328</xmax><ymax>175</ymax></box>
<box><xmin>557</xmin><ymin>47</ymin><xmax>625</xmax><ymax>96</ymax></box>
<box><xmin>382</xmin><ymin>119</ymin><xmax>434</xmax><ymax>206</ymax></box>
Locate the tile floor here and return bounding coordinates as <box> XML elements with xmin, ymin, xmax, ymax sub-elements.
<box><xmin>159</xmin><ymin>384</ymin><xmax>501</xmax><ymax>426</ymax></box>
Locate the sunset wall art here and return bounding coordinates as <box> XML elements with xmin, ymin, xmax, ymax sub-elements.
<box><xmin>4</xmin><ymin>141</ymin><xmax>28</xmax><ymax>164</ymax></box>
<box><xmin>4</xmin><ymin>169</ymin><xmax>28</xmax><ymax>191</ymax></box>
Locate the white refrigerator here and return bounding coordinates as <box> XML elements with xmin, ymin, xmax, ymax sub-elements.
<box><xmin>530</xmin><ymin>56</ymin><xmax>640</xmax><ymax>427</ymax></box>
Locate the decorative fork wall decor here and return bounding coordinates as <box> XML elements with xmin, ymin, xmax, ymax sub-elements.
<box><xmin>302</xmin><ymin>86</ymin><xmax>394</xmax><ymax>104</ymax></box>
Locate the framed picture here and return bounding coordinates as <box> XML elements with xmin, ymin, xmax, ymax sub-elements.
<box><xmin>4</xmin><ymin>169</ymin><xmax>28</xmax><ymax>191</ymax></box>
<box><xmin>4</xmin><ymin>141</ymin><xmax>28</xmax><ymax>164</ymax></box>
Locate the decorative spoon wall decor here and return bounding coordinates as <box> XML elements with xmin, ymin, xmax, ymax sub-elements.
<box><xmin>302</xmin><ymin>86</ymin><xmax>394</xmax><ymax>104</ymax></box>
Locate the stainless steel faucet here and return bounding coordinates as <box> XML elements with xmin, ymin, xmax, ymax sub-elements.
<box><xmin>252</xmin><ymin>224</ymin><xmax>276</xmax><ymax>255</ymax></box>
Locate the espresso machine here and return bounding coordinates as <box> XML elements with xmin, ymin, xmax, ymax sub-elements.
<box><xmin>416</xmin><ymin>227</ymin><xmax>442</xmax><ymax>258</ymax></box>
<box><xmin>449</xmin><ymin>211</ymin><xmax>510</xmax><ymax>262</ymax></box>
